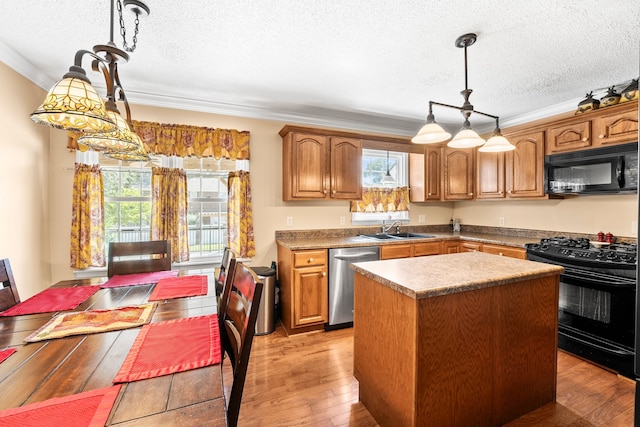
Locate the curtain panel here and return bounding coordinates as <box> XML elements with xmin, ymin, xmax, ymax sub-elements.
<box><xmin>151</xmin><ymin>167</ymin><xmax>190</xmax><ymax>262</ymax></box>
<box><xmin>70</xmin><ymin>163</ymin><xmax>106</xmax><ymax>268</ymax></box>
<box><xmin>67</xmin><ymin>122</ymin><xmax>250</xmax><ymax>160</ymax></box>
<box><xmin>228</xmin><ymin>171</ymin><xmax>255</xmax><ymax>258</ymax></box>
<box><xmin>350</xmin><ymin>187</ymin><xmax>410</xmax><ymax>213</ymax></box>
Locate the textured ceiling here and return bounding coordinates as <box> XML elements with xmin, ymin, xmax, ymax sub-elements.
<box><xmin>1</xmin><ymin>1</ymin><xmax>639</xmax><ymax>136</ymax></box>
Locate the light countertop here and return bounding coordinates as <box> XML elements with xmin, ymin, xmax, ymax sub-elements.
<box><xmin>351</xmin><ymin>251</ymin><xmax>564</xmax><ymax>299</ymax></box>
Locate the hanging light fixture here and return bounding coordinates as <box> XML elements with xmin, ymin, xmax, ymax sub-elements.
<box><xmin>380</xmin><ymin>151</ymin><xmax>396</xmax><ymax>185</ymax></box>
<box><xmin>412</xmin><ymin>33</ymin><xmax>515</xmax><ymax>152</ymax></box>
<box><xmin>30</xmin><ymin>0</ymin><xmax>150</xmax><ymax>153</ymax></box>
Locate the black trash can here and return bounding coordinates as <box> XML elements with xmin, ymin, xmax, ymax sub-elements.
<box><xmin>250</xmin><ymin>266</ymin><xmax>276</xmax><ymax>336</ymax></box>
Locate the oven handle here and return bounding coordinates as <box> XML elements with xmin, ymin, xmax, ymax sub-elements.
<box><xmin>562</xmin><ymin>268</ymin><xmax>636</xmax><ymax>288</ymax></box>
<box><xmin>559</xmin><ymin>330</ymin><xmax>634</xmax><ymax>357</ymax></box>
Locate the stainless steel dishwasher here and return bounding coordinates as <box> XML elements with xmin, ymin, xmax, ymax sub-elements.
<box><xmin>327</xmin><ymin>246</ymin><xmax>380</xmax><ymax>329</ymax></box>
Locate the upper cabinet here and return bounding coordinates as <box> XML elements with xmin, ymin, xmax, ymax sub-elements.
<box><xmin>281</xmin><ymin>128</ymin><xmax>362</xmax><ymax>201</ymax></box>
<box><xmin>505</xmin><ymin>130</ymin><xmax>546</xmax><ymax>198</ymax></box>
<box><xmin>443</xmin><ymin>147</ymin><xmax>475</xmax><ymax>200</ymax></box>
<box><xmin>546</xmin><ymin>101</ymin><xmax>638</xmax><ymax>154</ymax></box>
<box><xmin>409</xmin><ymin>146</ymin><xmax>442</xmax><ymax>201</ymax></box>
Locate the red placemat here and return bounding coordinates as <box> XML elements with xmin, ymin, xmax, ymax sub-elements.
<box><xmin>0</xmin><ymin>384</ymin><xmax>121</xmax><ymax>427</ymax></box>
<box><xmin>101</xmin><ymin>270</ymin><xmax>179</xmax><ymax>288</ymax></box>
<box><xmin>113</xmin><ymin>314</ymin><xmax>221</xmax><ymax>383</ymax></box>
<box><xmin>148</xmin><ymin>275</ymin><xmax>208</xmax><ymax>301</ymax></box>
<box><xmin>0</xmin><ymin>286</ymin><xmax>100</xmax><ymax>317</ymax></box>
<box><xmin>0</xmin><ymin>348</ymin><xmax>16</xmax><ymax>364</ymax></box>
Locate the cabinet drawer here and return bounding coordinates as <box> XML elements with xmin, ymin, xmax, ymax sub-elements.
<box><xmin>293</xmin><ymin>250</ymin><xmax>327</xmax><ymax>267</ymax></box>
<box><xmin>380</xmin><ymin>244</ymin><xmax>412</xmax><ymax>260</ymax></box>
<box><xmin>413</xmin><ymin>241</ymin><xmax>441</xmax><ymax>257</ymax></box>
<box><xmin>460</xmin><ymin>242</ymin><xmax>482</xmax><ymax>252</ymax></box>
<box><xmin>482</xmin><ymin>244</ymin><xmax>527</xmax><ymax>259</ymax></box>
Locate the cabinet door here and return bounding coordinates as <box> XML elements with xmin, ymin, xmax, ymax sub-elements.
<box><xmin>546</xmin><ymin>119</ymin><xmax>592</xmax><ymax>153</ymax></box>
<box><xmin>592</xmin><ymin>102</ymin><xmax>639</xmax><ymax>147</ymax></box>
<box><xmin>287</xmin><ymin>133</ymin><xmax>329</xmax><ymax>199</ymax></box>
<box><xmin>505</xmin><ymin>130</ymin><xmax>545</xmax><ymax>198</ymax></box>
<box><xmin>413</xmin><ymin>241</ymin><xmax>441</xmax><ymax>257</ymax></box>
<box><xmin>476</xmin><ymin>151</ymin><xmax>505</xmax><ymax>199</ymax></box>
<box><xmin>380</xmin><ymin>244</ymin><xmax>412</xmax><ymax>260</ymax></box>
<box><xmin>330</xmin><ymin>137</ymin><xmax>362</xmax><ymax>199</ymax></box>
<box><xmin>293</xmin><ymin>265</ymin><xmax>328</xmax><ymax>327</ymax></box>
<box><xmin>409</xmin><ymin>147</ymin><xmax>442</xmax><ymax>201</ymax></box>
<box><xmin>441</xmin><ymin>241</ymin><xmax>459</xmax><ymax>254</ymax></box>
<box><xmin>443</xmin><ymin>148</ymin><xmax>475</xmax><ymax>200</ymax></box>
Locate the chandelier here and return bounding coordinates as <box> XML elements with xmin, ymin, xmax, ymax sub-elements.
<box><xmin>412</xmin><ymin>33</ymin><xmax>515</xmax><ymax>152</ymax></box>
<box><xmin>30</xmin><ymin>0</ymin><xmax>150</xmax><ymax>160</ymax></box>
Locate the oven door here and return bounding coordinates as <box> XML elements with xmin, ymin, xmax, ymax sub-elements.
<box><xmin>558</xmin><ymin>266</ymin><xmax>635</xmax><ymax>377</ymax></box>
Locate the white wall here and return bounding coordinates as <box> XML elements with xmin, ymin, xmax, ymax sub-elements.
<box><xmin>0</xmin><ymin>63</ymin><xmax>51</xmax><ymax>298</ymax></box>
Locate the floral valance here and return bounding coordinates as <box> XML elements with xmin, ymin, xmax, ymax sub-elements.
<box><xmin>67</xmin><ymin>120</ymin><xmax>250</xmax><ymax>160</ymax></box>
<box><xmin>350</xmin><ymin>187</ymin><xmax>410</xmax><ymax>213</ymax></box>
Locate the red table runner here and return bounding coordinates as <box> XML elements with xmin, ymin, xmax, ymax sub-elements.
<box><xmin>148</xmin><ymin>275</ymin><xmax>208</xmax><ymax>301</ymax></box>
<box><xmin>113</xmin><ymin>314</ymin><xmax>221</xmax><ymax>383</ymax></box>
<box><xmin>0</xmin><ymin>348</ymin><xmax>16</xmax><ymax>365</ymax></box>
<box><xmin>101</xmin><ymin>270</ymin><xmax>179</xmax><ymax>288</ymax></box>
<box><xmin>0</xmin><ymin>286</ymin><xmax>100</xmax><ymax>317</ymax></box>
<box><xmin>0</xmin><ymin>384</ymin><xmax>121</xmax><ymax>427</ymax></box>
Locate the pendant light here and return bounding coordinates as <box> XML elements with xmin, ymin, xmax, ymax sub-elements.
<box><xmin>380</xmin><ymin>151</ymin><xmax>396</xmax><ymax>185</ymax></box>
<box><xmin>412</xmin><ymin>33</ymin><xmax>515</xmax><ymax>152</ymax></box>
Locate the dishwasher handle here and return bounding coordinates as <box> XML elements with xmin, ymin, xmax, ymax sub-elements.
<box><xmin>334</xmin><ymin>252</ymin><xmax>378</xmax><ymax>262</ymax></box>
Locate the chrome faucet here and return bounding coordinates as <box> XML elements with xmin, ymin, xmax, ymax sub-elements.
<box><xmin>382</xmin><ymin>220</ymin><xmax>402</xmax><ymax>234</ymax></box>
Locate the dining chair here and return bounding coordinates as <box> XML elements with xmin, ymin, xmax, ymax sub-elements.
<box><xmin>0</xmin><ymin>259</ymin><xmax>20</xmax><ymax>311</ymax></box>
<box><xmin>107</xmin><ymin>240</ymin><xmax>172</xmax><ymax>277</ymax></box>
<box><xmin>219</xmin><ymin>261</ymin><xmax>263</xmax><ymax>427</ymax></box>
<box><xmin>215</xmin><ymin>247</ymin><xmax>235</xmax><ymax>297</ymax></box>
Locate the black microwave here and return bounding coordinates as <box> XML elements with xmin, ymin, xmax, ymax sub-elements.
<box><xmin>544</xmin><ymin>142</ymin><xmax>638</xmax><ymax>195</ymax></box>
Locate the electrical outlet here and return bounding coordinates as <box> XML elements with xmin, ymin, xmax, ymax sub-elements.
<box><xmin>499</xmin><ymin>217</ymin><xmax>505</xmax><ymax>226</ymax></box>
<box><xmin>286</xmin><ymin>216</ymin><xmax>293</xmax><ymax>227</ymax></box>
<box><xmin>418</xmin><ymin>215</ymin><xmax>425</xmax><ymax>223</ymax></box>
<box><xmin>339</xmin><ymin>216</ymin><xmax>345</xmax><ymax>225</ymax></box>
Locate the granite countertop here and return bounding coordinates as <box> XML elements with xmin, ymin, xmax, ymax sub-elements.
<box><xmin>351</xmin><ymin>251</ymin><xmax>564</xmax><ymax>299</ymax></box>
<box><xmin>275</xmin><ymin>231</ymin><xmax>535</xmax><ymax>251</ymax></box>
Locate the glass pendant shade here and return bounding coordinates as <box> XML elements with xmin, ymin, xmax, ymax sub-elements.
<box><xmin>478</xmin><ymin>134</ymin><xmax>516</xmax><ymax>152</ymax></box>
<box><xmin>447</xmin><ymin>128</ymin><xmax>485</xmax><ymax>148</ymax></box>
<box><xmin>30</xmin><ymin>75</ymin><xmax>116</xmax><ymax>133</ymax></box>
<box><xmin>103</xmin><ymin>134</ymin><xmax>150</xmax><ymax>161</ymax></box>
<box><xmin>77</xmin><ymin>110</ymin><xmax>142</xmax><ymax>153</ymax></box>
<box><xmin>411</xmin><ymin>122</ymin><xmax>452</xmax><ymax>144</ymax></box>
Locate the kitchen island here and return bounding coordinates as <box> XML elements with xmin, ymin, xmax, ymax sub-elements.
<box><xmin>351</xmin><ymin>252</ymin><xmax>564</xmax><ymax>427</ymax></box>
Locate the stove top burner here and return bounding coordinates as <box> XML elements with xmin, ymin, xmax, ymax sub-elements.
<box><xmin>525</xmin><ymin>236</ymin><xmax>637</xmax><ymax>270</ymax></box>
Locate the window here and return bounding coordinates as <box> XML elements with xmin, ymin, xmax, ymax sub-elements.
<box><xmin>101</xmin><ymin>154</ymin><xmax>238</xmax><ymax>260</ymax></box>
<box><xmin>352</xmin><ymin>149</ymin><xmax>410</xmax><ymax>225</ymax></box>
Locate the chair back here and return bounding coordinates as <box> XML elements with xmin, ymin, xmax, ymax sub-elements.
<box><xmin>219</xmin><ymin>261</ymin><xmax>263</xmax><ymax>427</ymax></box>
<box><xmin>107</xmin><ymin>240</ymin><xmax>172</xmax><ymax>277</ymax></box>
<box><xmin>0</xmin><ymin>259</ymin><xmax>20</xmax><ymax>311</ymax></box>
<box><xmin>215</xmin><ymin>247</ymin><xmax>235</xmax><ymax>297</ymax></box>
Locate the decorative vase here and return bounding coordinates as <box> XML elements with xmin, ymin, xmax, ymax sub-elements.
<box><xmin>575</xmin><ymin>92</ymin><xmax>600</xmax><ymax>114</ymax></box>
<box><xmin>600</xmin><ymin>86</ymin><xmax>621</xmax><ymax>107</ymax></box>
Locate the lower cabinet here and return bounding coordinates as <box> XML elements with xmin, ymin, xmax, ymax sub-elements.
<box><xmin>460</xmin><ymin>241</ymin><xmax>482</xmax><ymax>252</ymax></box>
<box><xmin>441</xmin><ymin>241</ymin><xmax>460</xmax><ymax>254</ymax></box>
<box><xmin>481</xmin><ymin>243</ymin><xmax>527</xmax><ymax>259</ymax></box>
<box><xmin>277</xmin><ymin>246</ymin><xmax>328</xmax><ymax>335</ymax></box>
<box><xmin>380</xmin><ymin>241</ymin><xmax>443</xmax><ymax>260</ymax></box>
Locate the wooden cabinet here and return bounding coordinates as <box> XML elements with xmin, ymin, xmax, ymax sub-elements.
<box><xmin>413</xmin><ymin>241</ymin><xmax>441</xmax><ymax>257</ymax></box>
<box><xmin>476</xmin><ymin>151</ymin><xmax>506</xmax><ymax>199</ymax></box>
<box><xmin>380</xmin><ymin>244</ymin><xmax>413</xmax><ymax>260</ymax></box>
<box><xmin>481</xmin><ymin>243</ymin><xmax>527</xmax><ymax>260</ymax></box>
<box><xmin>460</xmin><ymin>241</ymin><xmax>482</xmax><ymax>252</ymax></box>
<box><xmin>443</xmin><ymin>147</ymin><xmax>475</xmax><ymax>200</ymax></box>
<box><xmin>409</xmin><ymin>147</ymin><xmax>442</xmax><ymax>201</ymax></box>
<box><xmin>281</xmin><ymin>129</ymin><xmax>362</xmax><ymax>201</ymax></box>
<box><xmin>441</xmin><ymin>241</ymin><xmax>460</xmax><ymax>254</ymax></box>
<box><xmin>546</xmin><ymin>101</ymin><xmax>638</xmax><ymax>153</ymax></box>
<box><xmin>277</xmin><ymin>246</ymin><xmax>328</xmax><ymax>335</ymax></box>
<box><xmin>505</xmin><ymin>130</ymin><xmax>546</xmax><ymax>198</ymax></box>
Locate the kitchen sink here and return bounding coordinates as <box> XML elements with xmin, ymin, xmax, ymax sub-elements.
<box><xmin>359</xmin><ymin>232</ymin><xmax>435</xmax><ymax>240</ymax></box>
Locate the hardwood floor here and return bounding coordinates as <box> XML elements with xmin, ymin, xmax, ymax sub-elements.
<box><xmin>225</xmin><ymin>324</ymin><xmax>635</xmax><ymax>426</ymax></box>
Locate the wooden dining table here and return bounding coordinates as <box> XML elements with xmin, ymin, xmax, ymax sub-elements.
<box><xmin>0</xmin><ymin>272</ymin><xmax>227</xmax><ymax>426</ymax></box>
